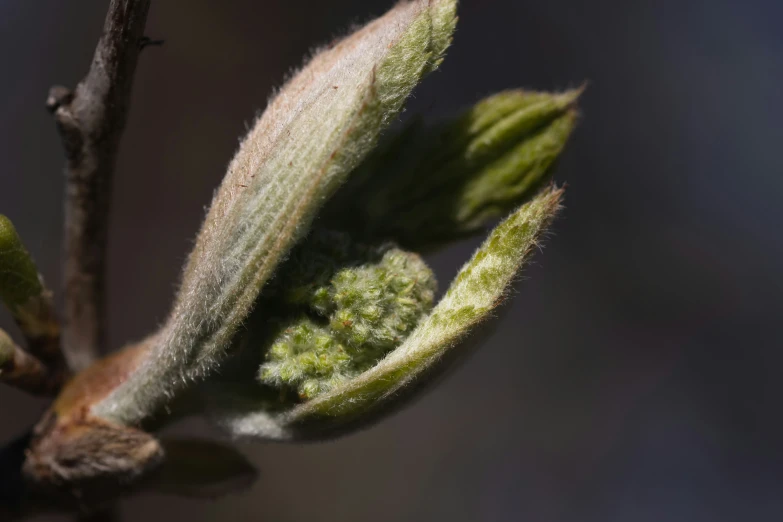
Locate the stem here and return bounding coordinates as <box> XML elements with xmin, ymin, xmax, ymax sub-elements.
<box><xmin>0</xmin><ymin>329</ymin><xmax>61</xmax><ymax>396</ymax></box>
<box><xmin>48</xmin><ymin>0</ymin><xmax>152</xmax><ymax>371</ymax></box>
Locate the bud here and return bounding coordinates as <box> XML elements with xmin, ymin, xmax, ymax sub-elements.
<box><xmin>96</xmin><ymin>0</ymin><xmax>459</xmax><ymax>426</ymax></box>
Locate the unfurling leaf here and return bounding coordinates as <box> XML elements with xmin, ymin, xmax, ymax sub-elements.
<box><xmin>209</xmin><ymin>187</ymin><xmax>562</xmax><ymax>440</ymax></box>
<box><xmin>95</xmin><ymin>0</ymin><xmax>459</xmax><ymax>426</ymax></box>
<box><xmin>325</xmin><ymin>89</ymin><xmax>579</xmax><ymax>248</ymax></box>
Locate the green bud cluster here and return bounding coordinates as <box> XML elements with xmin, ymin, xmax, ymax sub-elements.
<box><xmin>258</xmin><ymin>230</ymin><xmax>437</xmax><ymax>400</ymax></box>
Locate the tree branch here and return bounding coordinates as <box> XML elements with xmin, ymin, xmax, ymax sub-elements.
<box><xmin>48</xmin><ymin>0</ymin><xmax>152</xmax><ymax>371</ymax></box>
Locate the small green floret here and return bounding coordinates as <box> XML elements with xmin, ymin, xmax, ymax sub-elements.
<box><xmin>258</xmin><ymin>230</ymin><xmax>437</xmax><ymax>399</ymax></box>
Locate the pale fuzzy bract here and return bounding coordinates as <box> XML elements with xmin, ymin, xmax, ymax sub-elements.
<box><xmin>95</xmin><ymin>0</ymin><xmax>459</xmax><ymax>426</ymax></box>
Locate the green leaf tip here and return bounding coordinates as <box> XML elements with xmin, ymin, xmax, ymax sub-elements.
<box><xmin>95</xmin><ymin>0</ymin><xmax>459</xmax><ymax>426</ymax></box>
<box><xmin>325</xmin><ymin>88</ymin><xmax>579</xmax><ymax>248</ymax></box>
<box><xmin>423</xmin><ymin>0</ymin><xmax>459</xmax><ymax>74</ymax></box>
<box><xmin>0</xmin><ymin>215</ymin><xmax>44</xmax><ymax>311</ymax></box>
<box><xmin>209</xmin><ymin>187</ymin><xmax>563</xmax><ymax>440</ymax></box>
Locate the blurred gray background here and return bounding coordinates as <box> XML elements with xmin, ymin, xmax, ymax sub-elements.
<box><xmin>1</xmin><ymin>0</ymin><xmax>782</xmax><ymax>520</ymax></box>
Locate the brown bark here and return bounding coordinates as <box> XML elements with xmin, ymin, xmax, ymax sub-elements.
<box><xmin>48</xmin><ymin>0</ymin><xmax>152</xmax><ymax>371</ymax></box>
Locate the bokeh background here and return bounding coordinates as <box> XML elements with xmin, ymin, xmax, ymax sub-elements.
<box><xmin>1</xmin><ymin>0</ymin><xmax>782</xmax><ymax>520</ymax></box>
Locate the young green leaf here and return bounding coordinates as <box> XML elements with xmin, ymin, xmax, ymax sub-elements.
<box><xmin>96</xmin><ymin>0</ymin><xmax>459</xmax><ymax>426</ymax></box>
<box><xmin>324</xmin><ymin>89</ymin><xmax>579</xmax><ymax>248</ymax></box>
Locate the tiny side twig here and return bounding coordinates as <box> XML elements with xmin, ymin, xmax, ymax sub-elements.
<box><xmin>47</xmin><ymin>0</ymin><xmax>152</xmax><ymax>372</ymax></box>
<box><xmin>0</xmin><ymin>329</ymin><xmax>61</xmax><ymax>397</ymax></box>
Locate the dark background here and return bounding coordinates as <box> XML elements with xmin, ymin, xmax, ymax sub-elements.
<box><xmin>1</xmin><ymin>0</ymin><xmax>782</xmax><ymax>520</ymax></box>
